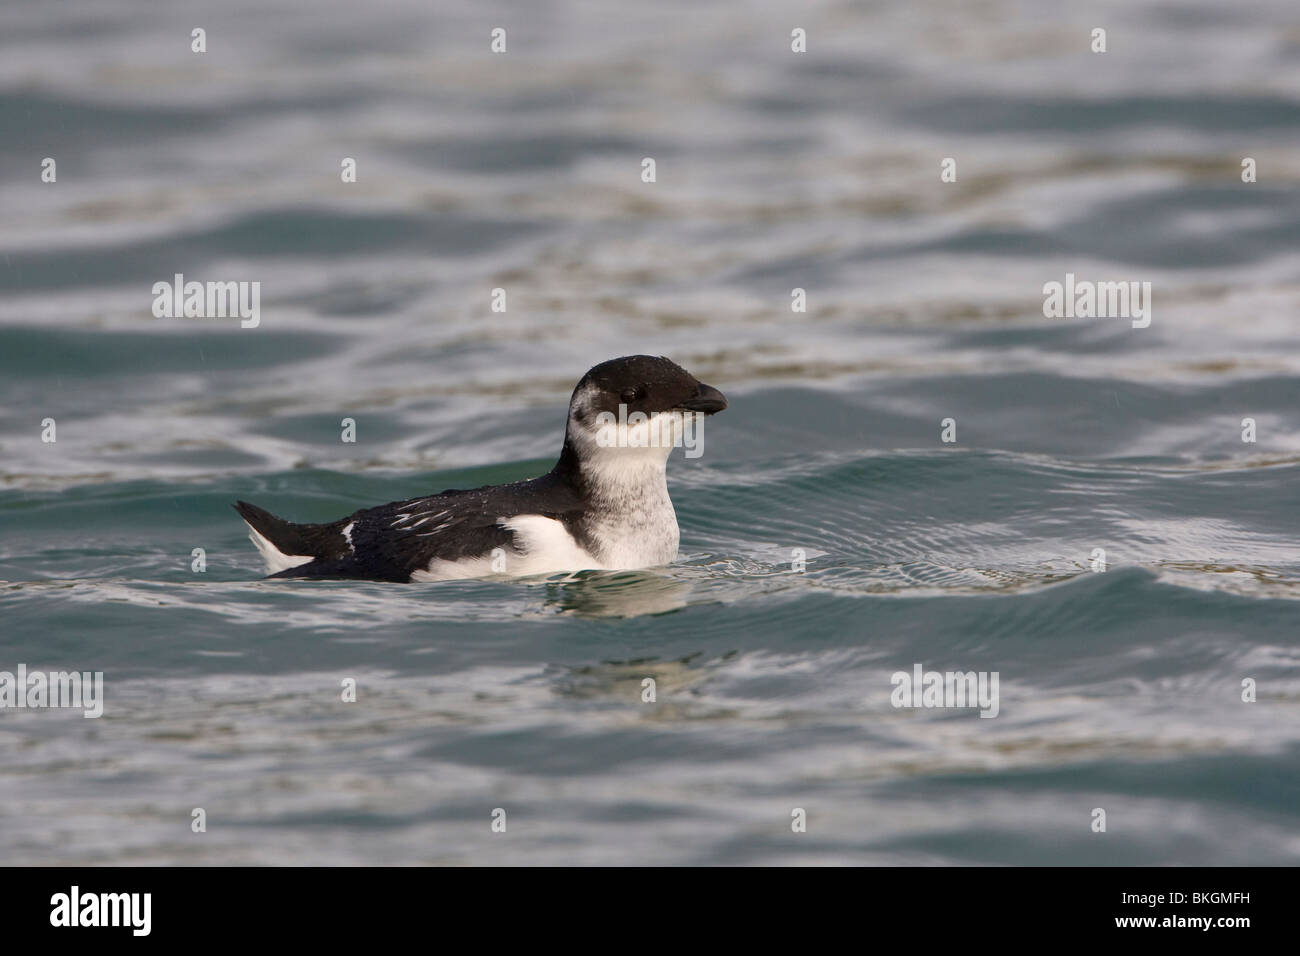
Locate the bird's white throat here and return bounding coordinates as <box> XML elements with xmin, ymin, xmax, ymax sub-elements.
<box><xmin>568</xmin><ymin>419</ymin><xmax>680</xmax><ymax>567</ymax></box>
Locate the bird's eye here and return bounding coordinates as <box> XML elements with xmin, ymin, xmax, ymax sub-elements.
<box><xmin>620</xmin><ymin>386</ymin><xmax>645</xmax><ymax>404</ymax></box>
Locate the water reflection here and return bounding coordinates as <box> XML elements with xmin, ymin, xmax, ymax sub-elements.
<box><xmin>543</xmin><ymin>569</ymin><xmax>693</xmax><ymax>618</ymax></box>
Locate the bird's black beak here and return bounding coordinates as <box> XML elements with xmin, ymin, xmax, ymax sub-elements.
<box><xmin>676</xmin><ymin>382</ymin><xmax>728</xmax><ymax>415</ymax></box>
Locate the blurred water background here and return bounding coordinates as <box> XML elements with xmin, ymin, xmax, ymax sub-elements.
<box><xmin>1</xmin><ymin>0</ymin><xmax>1298</xmax><ymax>864</ymax></box>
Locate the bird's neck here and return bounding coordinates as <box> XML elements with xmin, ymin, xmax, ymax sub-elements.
<box><xmin>554</xmin><ymin>435</ymin><xmax>671</xmax><ymax>505</ymax></box>
<box><xmin>553</xmin><ymin>436</ymin><xmax>679</xmax><ymax>568</ymax></box>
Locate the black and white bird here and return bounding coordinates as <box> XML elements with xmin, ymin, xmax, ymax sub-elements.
<box><xmin>234</xmin><ymin>355</ymin><xmax>727</xmax><ymax>582</ymax></box>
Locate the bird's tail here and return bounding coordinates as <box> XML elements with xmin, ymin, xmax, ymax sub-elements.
<box><xmin>233</xmin><ymin>500</ymin><xmax>348</xmax><ymax>573</ymax></box>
